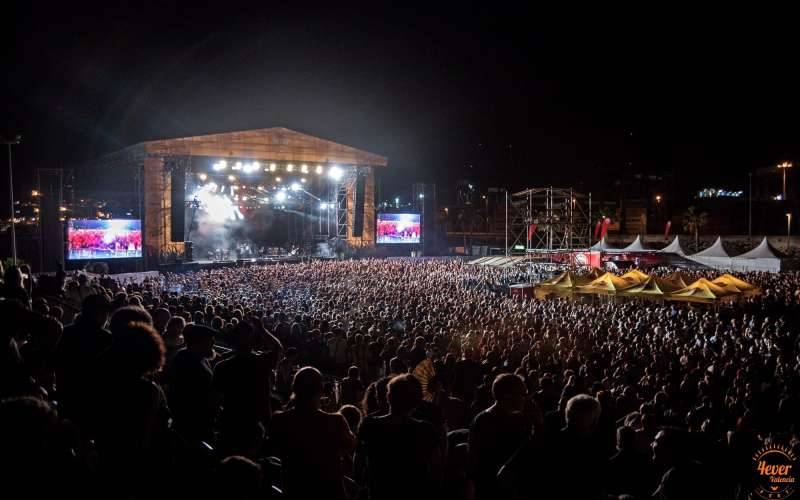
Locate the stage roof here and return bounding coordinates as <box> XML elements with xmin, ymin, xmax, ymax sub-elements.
<box><xmin>139</xmin><ymin>127</ymin><xmax>388</xmax><ymax>166</ymax></box>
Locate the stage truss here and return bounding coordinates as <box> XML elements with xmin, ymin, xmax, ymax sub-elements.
<box><xmin>506</xmin><ymin>187</ymin><xmax>591</xmax><ymax>255</ymax></box>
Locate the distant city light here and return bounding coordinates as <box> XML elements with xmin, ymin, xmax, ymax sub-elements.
<box><xmin>31</xmin><ymin>190</ymin><xmax>39</xmax><ymax>197</ymax></box>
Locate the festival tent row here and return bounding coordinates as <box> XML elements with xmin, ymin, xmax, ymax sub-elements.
<box><xmin>589</xmin><ymin>235</ymin><xmax>789</xmax><ymax>272</ymax></box>
<box><xmin>686</xmin><ymin>236</ymin><xmax>787</xmax><ymax>272</ymax></box>
<box><xmin>535</xmin><ymin>269</ymin><xmax>759</xmax><ymax>303</ymax></box>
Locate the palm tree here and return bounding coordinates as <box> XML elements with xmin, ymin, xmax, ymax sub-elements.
<box><xmin>682</xmin><ymin>206</ymin><xmax>709</xmax><ymax>251</ymax></box>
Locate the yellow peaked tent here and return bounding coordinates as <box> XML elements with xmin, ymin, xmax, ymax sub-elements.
<box><xmin>620</xmin><ymin>269</ymin><xmax>650</xmax><ymax>284</ymax></box>
<box><xmin>712</xmin><ymin>273</ymin><xmax>757</xmax><ymax>292</ymax></box>
<box><xmin>577</xmin><ymin>272</ymin><xmax>634</xmax><ymax>294</ymax></box>
<box><xmin>670</xmin><ymin>277</ymin><xmax>741</xmax><ymax>303</ymax></box>
<box><xmin>621</xmin><ymin>275</ymin><xmax>684</xmax><ymax>296</ymax></box>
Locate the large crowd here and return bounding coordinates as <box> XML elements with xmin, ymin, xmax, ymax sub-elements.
<box><xmin>1</xmin><ymin>258</ymin><xmax>800</xmax><ymax>499</ymax></box>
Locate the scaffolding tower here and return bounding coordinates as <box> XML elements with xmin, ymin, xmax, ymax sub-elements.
<box><xmin>506</xmin><ymin>187</ymin><xmax>591</xmax><ymax>255</ymax></box>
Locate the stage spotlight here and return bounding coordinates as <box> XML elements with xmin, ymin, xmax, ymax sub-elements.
<box><xmin>328</xmin><ymin>165</ymin><xmax>343</xmax><ymax>181</ymax></box>
<box><xmin>242</xmin><ymin>196</ymin><xmax>248</xmax><ymax>201</ymax></box>
<box><xmin>253</xmin><ymin>161</ymin><xmax>260</xmax><ymax>170</ymax></box>
<box><xmin>275</xmin><ymin>177</ymin><xmax>282</xmax><ymax>182</ymax></box>
<box><xmin>270</xmin><ymin>163</ymin><xmax>277</xmax><ymax>172</ymax></box>
<box><xmin>233</xmin><ymin>161</ymin><xmax>243</xmax><ymax>171</ymax></box>
<box><xmin>275</xmin><ymin>191</ymin><xmax>287</xmax><ymax>202</ymax></box>
<box><xmin>257</xmin><ymin>185</ymin><xmax>264</xmax><ymax>191</ymax></box>
<box><xmin>213</xmin><ymin>161</ymin><xmax>227</xmax><ymax>171</ymax></box>
<box><xmin>228</xmin><ymin>175</ymin><xmax>236</xmax><ymax>182</ymax></box>
<box><xmin>291</xmin><ymin>182</ymin><xmax>301</xmax><ymax>191</ymax></box>
<box><xmin>301</xmin><ymin>164</ymin><xmax>309</xmax><ymax>173</ymax></box>
<box><xmin>315</xmin><ymin>165</ymin><xmax>323</xmax><ymax>174</ymax></box>
<box><xmin>301</xmin><ymin>178</ymin><xmax>307</xmax><ymax>183</ymax></box>
<box><xmin>287</xmin><ymin>164</ymin><xmax>294</xmax><ymax>172</ymax></box>
<box><xmin>320</xmin><ymin>202</ymin><xmax>329</xmax><ymax>210</ymax></box>
<box><xmin>199</xmin><ymin>173</ymin><xmax>208</xmax><ymax>181</ymax></box>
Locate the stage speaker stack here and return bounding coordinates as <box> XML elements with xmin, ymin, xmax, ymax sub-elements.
<box><xmin>184</xmin><ymin>241</ymin><xmax>193</xmax><ymax>262</ymax></box>
<box><xmin>352</xmin><ymin>170</ymin><xmax>366</xmax><ymax>237</ymax></box>
<box><xmin>38</xmin><ymin>170</ymin><xmax>65</xmax><ymax>272</ymax></box>
<box><xmin>169</xmin><ymin>162</ymin><xmax>185</xmax><ymax>242</ymax></box>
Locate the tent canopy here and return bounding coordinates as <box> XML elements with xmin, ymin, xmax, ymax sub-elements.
<box><xmin>588</xmin><ymin>237</ymin><xmax>619</xmax><ymax>252</ymax></box>
<box><xmin>620</xmin><ymin>269</ymin><xmax>650</xmax><ymax>284</ymax></box>
<box><xmin>622</xmin><ymin>275</ymin><xmax>684</xmax><ymax>295</ymax></box>
<box><xmin>691</xmin><ymin>237</ymin><xmax>730</xmax><ymax>258</ymax></box>
<box><xmin>539</xmin><ymin>271</ymin><xmax>591</xmax><ymax>289</ymax></box>
<box><xmin>735</xmin><ymin>237</ymin><xmax>783</xmax><ymax>259</ymax></box>
<box><xmin>577</xmin><ymin>272</ymin><xmax>633</xmax><ymax>294</ymax></box>
<box><xmin>712</xmin><ymin>273</ymin><xmax>756</xmax><ymax>291</ymax></box>
<box><xmin>619</xmin><ymin>235</ymin><xmax>648</xmax><ymax>252</ymax></box>
<box><xmin>660</xmin><ymin>237</ymin><xmax>687</xmax><ymax>256</ymax></box>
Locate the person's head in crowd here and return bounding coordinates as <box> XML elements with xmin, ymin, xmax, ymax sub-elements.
<box><xmin>215</xmin><ymin>456</ymin><xmax>263</xmax><ymax>500</ymax></box>
<box><xmin>387</xmin><ymin>374</ymin><xmax>423</xmax><ymax>416</ymax></box>
<box><xmin>616</xmin><ymin>425</ymin><xmax>635</xmax><ymax>452</ymax></box>
<box><xmin>3</xmin><ymin>265</ymin><xmax>23</xmax><ymax>289</ymax></box>
<box><xmin>231</xmin><ymin>321</ymin><xmax>255</xmax><ymax>351</ymax></box>
<box><xmin>109</xmin><ymin>322</ymin><xmax>165</xmax><ymax>377</ymax></box>
<box><xmin>291</xmin><ymin>366</ymin><xmax>324</xmax><ymax>410</ymax></box>
<box><xmin>339</xmin><ymin>404</ymin><xmax>362</xmax><ymax>433</ymax></box>
<box><xmin>183</xmin><ymin>324</ymin><xmax>216</xmax><ymax>358</ymax></box>
<box><xmin>49</xmin><ymin>305</ymin><xmax>63</xmax><ymax>323</ymax></box>
<box><xmin>492</xmin><ymin>373</ymin><xmax>527</xmax><ymax>413</ymax></box>
<box><xmin>389</xmin><ymin>356</ymin><xmax>405</xmax><ymax>374</ymax></box>
<box><xmin>81</xmin><ymin>293</ymin><xmax>112</xmax><ymax>328</ymax></box>
<box><xmin>32</xmin><ymin>298</ymin><xmax>49</xmax><ymax>317</ymax></box>
<box><xmin>153</xmin><ymin>307</ymin><xmax>171</xmax><ymax>333</ymax></box>
<box><xmin>0</xmin><ymin>397</ymin><xmax>60</xmax><ymax>474</ymax></box>
<box><xmin>651</xmin><ymin>427</ymin><xmax>689</xmax><ymax>468</ymax></box>
<box><xmin>211</xmin><ymin>316</ymin><xmax>225</xmax><ymax>331</ymax></box>
<box><xmin>565</xmin><ymin>394</ymin><xmax>601</xmax><ymax>436</ymax></box>
<box><xmin>164</xmin><ymin>316</ymin><xmax>186</xmax><ymax>343</ymax></box>
<box><xmin>109</xmin><ymin>306</ymin><xmax>153</xmax><ymax>335</ymax></box>
<box><xmin>347</xmin><ymin>365</ymin><xmax>360</xmax><ymax>380</ymax></box>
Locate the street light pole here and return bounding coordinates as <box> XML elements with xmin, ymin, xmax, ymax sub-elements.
<box><xmin>787</xmin><ymin>213</ymin><xmax>792</xmax><ymax>253</ymax></box>
<box><xmin>3</xmin><ymin>135</ymin><xmax>21</xmax><ymax>266</ymax></box>
<box><xmin>748</xmin><ymin>172</ymin><xmax>752</xmax><ymax>241</ymax></box>
<box><xmin>778</xmin><ymin>161</ymin><xmax>793</xmax><ymax>200</ymax></box>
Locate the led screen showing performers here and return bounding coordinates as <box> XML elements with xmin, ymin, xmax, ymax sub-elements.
<box><xmin>67</xmin><ymin>219</ymin><xmax>142</xmax><ymax>260</ymax></box>
<box><xmin>376</xmin><ymin>213</ymin><xmax>421</xmax><ymax>244</ymax></box>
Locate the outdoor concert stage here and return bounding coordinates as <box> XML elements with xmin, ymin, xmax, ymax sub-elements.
<box><xmin>91</xmin><ymin>128</ymin><xmax>388</xmax><ymax>271</ymax></box>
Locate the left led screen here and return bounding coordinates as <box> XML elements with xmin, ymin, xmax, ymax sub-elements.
<box><xmin>67</xmin><ymin>219</ymin><xmax>142</xmax><ymax>260</ymax></box>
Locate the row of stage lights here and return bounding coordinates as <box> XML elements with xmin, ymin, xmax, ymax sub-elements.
<box><xmin>210</xmin><ymin>160</ymin><xmax>344</xmax><ymax>181</ymax></box>
<box><xmin>192</xmin><ymin>178</ymin><xmax>335</xmax><ymax>223</ymax></box>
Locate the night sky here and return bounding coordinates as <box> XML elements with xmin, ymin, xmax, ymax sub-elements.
<box><xmin>4</xmin><ymin>5</ymin><xmax>800</xmax><ymax>205</ymax></box>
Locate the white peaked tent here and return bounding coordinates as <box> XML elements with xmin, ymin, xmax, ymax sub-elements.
<box><xmin>589</xmin><ymin>236</ymin><xmax>619</xmax><ymax>252</ymax></box>
<box><xmin>731</xmin><ymin>237</ymin><xmax>784</xmax><ymax>272</ymax></box>
<box><xmin>660</xmin><ymin>236</ymin><xmax>686</xmax><ymax>256</ymax></box>
<box><xmin>619</xmin><ymin>235</ymin><xmax>648</xmax><ymax>252</ymax></box>
<box><xmin>688</xmin><ymin>237</ymin><xmax>732</xmax><ymax>270</ymax></box>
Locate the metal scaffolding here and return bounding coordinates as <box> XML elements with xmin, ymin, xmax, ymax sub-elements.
<box><xmin>506</xmin><ymin>187</ymin><xmax>592</xmax><ymax>255</ymax></box>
